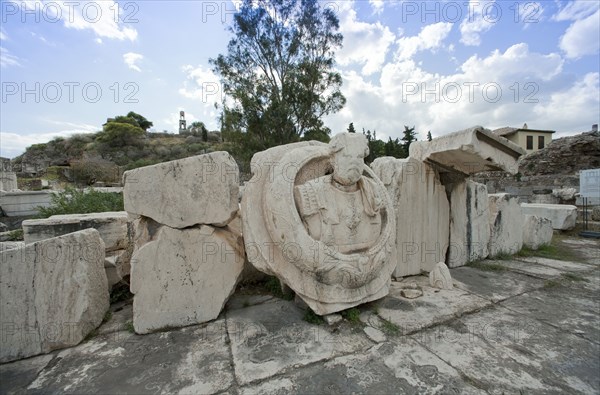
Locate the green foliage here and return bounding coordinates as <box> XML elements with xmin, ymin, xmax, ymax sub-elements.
<box><xmin>362</xmin><ymin>128</ymin><xmax>405</xmax><ymax>164</ymax></box>
<box><xmin>126</xmin><ymin>111</ymin><xmax>153</xmax><ymax>131</ymax></box>
<box><xmin>401</xmin><ymin>125</ymin><xmax>418</xmax><ymax>153</ymax></box>
<box><xmin>427</xmin><ymin>131</ymin><xmax>432</xmax><ymax>142</ymax></box>
<box><xmin>562</xmin><ymin>273</ymin><xmax>587</xmax><ymax>282</ymax></box>
<box><xmin>347</xmin><ymin>122</ymin><xmax>356</xmax><ymax>133</ymax></box>
<box><xmin>96</xmin><ymin>122</ymin><xmax>145</xmax><ymax>147</ymax></box>
<box><xmin>6</xmin><ymin>229</ymin><xmax>24</xmax><ymax>241</ymax></box>
<box><xmin>380</xmin><ymin>317</ymin><xmax>401</xmax><ymax>336</ymax></box>
<box><xmin>37</xmin><ymin>186</ymin><xmax>124</xmax><ymax>218</ymax></box>
<box><xmin>125</xmin><ymin>321</ymin><xmax>135</xmax><ymax>333</ymax></box>
<box><xmin>264</xmin><ymin>276</ymin><xmax>294</xmax><ymax>300</ymax></box>
<box><xmin>517</xmin><ymin>242</ymin><xmax>578</xmax><ymax>262</ymax></box>
<box><xmin>303</xmin><ymin>309</ymin><xmax>324</xmax><ymax>325</ymax></box>
<box><xmin>340</xmin><ymin>307</ymin><xmax>361</xmax><ymax>323</ymax></box>
<box><xmin>211</xmin><ymin>0</ymin><xmax>345</xmax><ymax>151</ymax></box>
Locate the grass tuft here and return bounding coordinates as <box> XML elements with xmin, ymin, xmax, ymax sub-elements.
<box><xmin>303</xmin><ymin>309</ymin><xmax>324</xmax><ymax>325</ymax></box>
<box><xmin>340</xmin><ymin>307</ymin><xmax>361</xmax><ymax>323</ymax></box>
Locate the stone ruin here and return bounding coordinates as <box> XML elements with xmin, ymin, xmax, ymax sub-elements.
<box><xmin>1</xmin><ymin>125</ymin><xmax>560</xmax><ymax>363</ymax></box>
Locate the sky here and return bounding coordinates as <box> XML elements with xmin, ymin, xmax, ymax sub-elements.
<box><xmin>0</xmin><ymin>0</ymin><xmax>599</xmax><ymax>158</ymax></box>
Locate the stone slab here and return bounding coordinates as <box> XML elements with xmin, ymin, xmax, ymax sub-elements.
<box><xmin>22</xmin><ymin>211</ymin><xmax>130</xmax><ymax>252</ymax></box>
<box><xmin>490</xmin><ymin>259</ymin><xmax>565</xmax><ymax>279</ymax></box>
<box><xmin>240</xmin><ymin>340</ymin><xmax>484</xmax><ymax>395</ymax></box>
<box><xmin>457</xmin><ymin>306</ymin><xmax>599</xmax><ymax>393</ymax></box>
<box><xmin>22</xmin><ymin>321</ymin><xmax>234</xmax><ymax>394</ymax></box>
<box><xmin>521</xmin><ymin>203</ymin><xmax>578</xmax><ymax>230</ymax></box>
<box><xmin>131</xmin><ymin>224</ymin><xmax>244</xmax><ymax>334</ymax></box>
<box><xmin>522</xmin><ymin>214</ymin><xmax>553</xmax><ymax>250</ymax></box>
<box><xmin>123</xmin><ymin>152</ymin><xmax>239</xmax><ymax>228</ymax></box>
<box><xmin>226</xmin><ymin>298</ymin><xmax>372</xmax><ymax>385</ymax></box>
<box><xmin>0</xmin><ymin>353</ymin><xmax>54</xmax><ymax>395</ymax></box>
<box><xmin>0</xmin><ymin>241</ymin><xmax>24</xmax><ymax>252</ymax></box>
<box><xmin>488</xmin><ymin>193</ymin><xmax>524</xmax><ymax>257</ymax></box>
<box><xmin>516</xmin><ymin>256</ymin><xmax>596</xmax><ymax>273</ymax></box>
<box><xmin>0</xmin><ymin>190</ymin><xmax>53</xmax><ymax>216</ymax></box>
<box><xmin>501</xmin><ymin>287</ymin><xmax>600</xmax><ymax>345</ymax></box>
<box><xmin>448</xmin><ymin>180</ymin><xmax>490</xmax><ymax>267</ymax></box>
<box><xmin>0</xmin><ymin>229</ymin><xmax>109</xmax><ymax>363</ymax></box>
<box><xmin>452</xmin><ymin>266</ymin><xmax>545</xmax><ymax>303</ymax></box>
<box><xmin>376</xmin><ymin>277</ymin><xmax>491</xmax><ymax>334</ymax></box>
<box><xmin>409</xmin><ymin>126</ymin><xmax>524</xmax><ymax>175</ymax></box>
<box><xmin>372</xmin><ymin>157</ymin><xmax>450</xmax><ymax>276</ymax></box>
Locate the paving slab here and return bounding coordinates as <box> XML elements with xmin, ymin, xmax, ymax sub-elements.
<box><xmin>225</xmin><ymin>298</ymin><xmax>372</xmax><ymax>385</ymax></box>
<box><xmin>17</xmin><ymin>321</ymin><xmax>234</xmax><ymax>394</ymax></box>
<box><xmin>491</xmin><ymin>259</ymin><xmax>565</xmax><ymax>279</ymax></box>
<box><xmin>500</xmin><ymin>286</ymin><xmax>600</xmax><ymax>345</ymax></box>
<box><xmin>412</xmin><ymin>317</ymin><xmax>565</xmax><ymax>393</ymax></box>
<box><xmin>240</xmin><ymin>341</ymin><xmax>484</xmax><ymax>395</ymax></box>
<box><xmin>0</xmin><ymin>354</ymin><xmax>54</xmax><ymax>395</ymax></box>
<box><xmin>452</xmin><ymin>266</ymin><xmax>545</xmax><ymax>303</ymax></box>
<box><xmin>456</xmin><ymin>305</ymin><xmax>600</xmax><ymax>393</ymax></box>
<box><xmin>376</xmin><ymin>277</ymin><xmax>491</xmax><ymax>334</ymax></box>
<box><xmin>515</xmin><ymin>256</ymin><xmax>596</xmax><ymax>272</ymax></box>
<box><xmin>559</xmin><ymin>237</ymin><xmax>600</xmax><ymax>265</ymax></box>
<box><xmin>225</xmin><ymin>293</ymin><xmax>274</xmax><ymax>311</ymax></box>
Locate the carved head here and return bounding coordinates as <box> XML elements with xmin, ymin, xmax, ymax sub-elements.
<box><xmin>329</xmin><ymin>133</ymin><xmax>369</xmax><ymax>186</ymax></box>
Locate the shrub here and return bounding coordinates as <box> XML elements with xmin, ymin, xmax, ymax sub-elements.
<box><xmin>37</xmin><ymin>186</ymin><xmax>124</xmax><ymax>218</ymax></box>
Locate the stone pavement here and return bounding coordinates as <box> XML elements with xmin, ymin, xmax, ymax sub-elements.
<box><xmin>1</xmin><ymin>237</ymin><xmax>598</xmax><ymax>394</ymax></box>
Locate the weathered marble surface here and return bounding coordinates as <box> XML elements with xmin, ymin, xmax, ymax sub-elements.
<box><xmin>372</xmin><ymin>157</ymin><xmax>449</xmax><ymax>277</ymax></box>
<box><xmin>242</xmin><ymin>134</ymin><xmax>396</xmax><ymax>314</ymax></box>
<box><xmin>430</xmin><ymin>262</ymin><xmax>453</xmax><ymax>289</ymax></box>
<box><xmin>448</xmin><ymin>180</ymin><xmax>490</xmax><ymax>267</ymax></box>
<box><xmin>0</xmin><ymin>229</ymin><xmax>109</xmax><ymax>363</ymax></box>
<box><xmin>22</xmin><ymin>211</ymin><xmax>129</xmax><ymax>252</ymax></box>
<box><xmin>522</xmin><ymin>215</ymin><xmax>553</xmax><ymax>250</ymax></box>
<box><xmin>409</xmin><ymin>126</ymin><xmax>524</xmax><ymax>175</ymax></box>
<box><xmin>130</xmin><ymin>224</ymin><xmax>244</xmax><ymax>334</ymax></box>
<box><xmin>123</xmin><ymin>152</ymin><xmax>239</xmax><ymax>228</ymax></box>
<box><xmin>488</xmin><ymin>193</ymin><xmax>524</xmax><ymax>257</ymax></box>
<box><xmin>521</xmin><ymin>203</ymin><xmax>577</xmax><ymax>230</ymax></box>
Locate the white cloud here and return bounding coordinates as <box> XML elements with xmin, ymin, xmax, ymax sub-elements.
<box><xmin>396</xmin><ymin>22</ymin><xmax>453</xmax><ymax>61</ymax></box>
<box><xmin>123</xmin><ymin>52</ymin><xmax>143</xmax><ymax>72</ymax></box>
<box><xmin>336</xmin><ymin>1</ymin><xmax>396</xmax><ymax>76</ymax></box>
<box><xmin>532</xmin><ymin>72</ymin><xmax>600</xmax><ymax>132</ymax></box>
<box><xmin>325</xmin><ymin>43</ymin><xmax>589</xmax><ymax>140</ymax></box>
<box><xmin>0</xmin><ymin>27</ymin><xmax>7</xmax><ymax>41</ymax></box>
<box><xmin>176</xmin><ymin>65</ymin><xmax>222</xmax><ymax>129</ymax></box>
<box><xmin>0</xmin><ymin>46</ymin><xmax>21</xmax><ymax>68</ymax></box>
<box><xmin>369</xmin><ymin>0</ymin><xmax>385</xmax><ymax>15</ymax></box>
<box><xmin>552</xmin><ymin>0</ymin><xmax>599</xmax><ymax>21</ymax></box>
<box><xmin>559</xmin><ymin>10</ymin><xmax>600</xmax><ymax>58</ymax></box>
<box><xmin>16</xmin><ymin>1</ymin><xmax>138</xmax><ymax>42</ymax></box>
<box><xmin>459</xmin><ymin>0</ymin><xmax>498</xmax><ymax>46</ymax></box>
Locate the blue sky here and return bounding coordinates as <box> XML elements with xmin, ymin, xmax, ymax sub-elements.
<box><xmin>1</xmin><ymin>0</ymin><xmax>599</xmax><ymax>158</ymax></box>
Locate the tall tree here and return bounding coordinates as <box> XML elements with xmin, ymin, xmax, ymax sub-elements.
<box><xmin>347</xmin><ymin>122</ymin><xmax>356</xmax><ymax>133</ymax></box>
<box><xmin>211</xmin><ymin>0</ymin><xmax>345</xmax><ymax>151</ymax></box>
<box><xmin>402</xmin><ymin>125</ymin><xmax>418</xmax><ymax>153</ymax></box>
<box><xmin>427</xmin><ymin>131</ymin><xmax>432</xmax><ymax>142</ymax></box>
<box><xmin>126</xmin><ymin>111</ymin><xmax>153</xmax><ymax>131</ymax></box>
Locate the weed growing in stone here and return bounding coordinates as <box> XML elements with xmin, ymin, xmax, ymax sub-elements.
<box><xmin>125</xmin><ymin>321</ymin><xmax>135</xmax><ymax>333</ymax></box>
<box><xmin>380</xmin><ymin>318</ymin><xmax>401</xmax><ymax>336</ymax></box>
<box><xmin>303</xmin><ymin>309</ymin><xmax>324</xmax><ymax>325</ymax></box>
<box><xmin>561</xmin><ymin>273</ymin><xmax>588</xmax><ymax>282</ymax></box>
<box><xmin>340</xmin><ymin>308</ymin><xmax>361</xmax><ymax>323</ymax></box>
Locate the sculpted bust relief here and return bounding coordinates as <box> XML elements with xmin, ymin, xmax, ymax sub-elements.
<box><xmin>241</xmin><ymin>133</ymin><xmax>397</xmax><ymax>314</ymax></box>
<box><xmin>294</xmin><ymin>134</ymin><xmax>384</xmax><ymax>254</ymax></box>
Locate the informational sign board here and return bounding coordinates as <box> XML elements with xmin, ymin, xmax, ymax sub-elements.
<box><xmin>580</xmin><ymin>169</ymin><xmax>600</xmax><ymax>198</ymax></box>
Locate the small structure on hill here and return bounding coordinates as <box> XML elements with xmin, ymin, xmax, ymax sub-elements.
<box><xmin>494</xmin><ymin>123</ymin><xmax>555</xmax><ymax>153</ymax></box>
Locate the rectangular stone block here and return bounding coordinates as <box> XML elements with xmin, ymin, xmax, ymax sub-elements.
<box><xmin>488</xmin><ymin>193</ymin><xmax>524</xmax><ymax>257</ymax></box>
<box><xmin>23</xmin><ymin>211</ymin><xmax>129</xmax><ymax>252</ymax></box>
<box><xmin>520</xmin><ymin>203</ymin><xmax>577</xmax><ymax>230</ymax></box>
<box><xmin>372</xmin><ymin>157</ymin><xmax>450</xmax><ymax>277</ymax></box>
<box><xmin>0</xmin><ymin>229</ymin><xmax>109</xmax><ymax>363</ymax></box>
<box><xmin>123</xmin><ymin>152</ymin><xmax>239</xmax><ymax>229</ymax></box>
<box><xmin>448</xmin><ymin>180</ymin><xmax>490</xmax><ymax>267</ymax></box>
<box><xmin>409</xmin><ymin>126</ymin><xmax>525</xmax><ymax>175</ymax></box>
<box><xmin>130</xmin><ymin>224</ymin><xmax>244</xmax><ymax>334</ymax></box>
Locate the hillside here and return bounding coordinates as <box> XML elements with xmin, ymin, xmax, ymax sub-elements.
<box><xmin>12</xmin><ymin>131</ymin><xmax>230</xmax><ymax>186</ymax></box>
<box><xmin>519</xmin><ymin>131</ymin><xmax>600</xmax><ymax>176</ymax></box>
